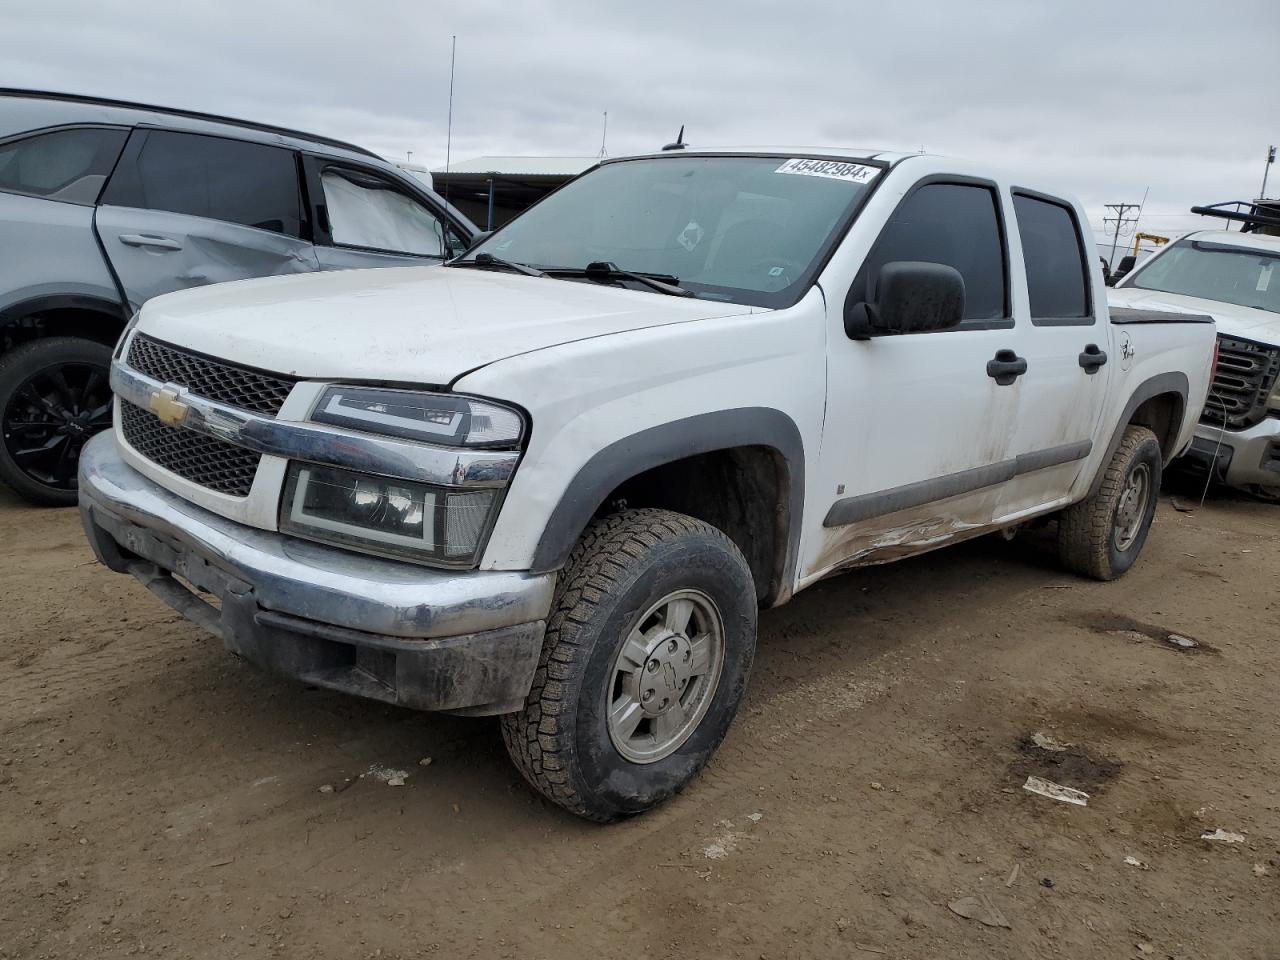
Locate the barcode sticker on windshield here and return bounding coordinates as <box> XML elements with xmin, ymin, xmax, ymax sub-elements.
<box><xmin>775</xmin><ymin>159</ymin><xmax>878</xmax><ymax>183</ymax></box>
<box><xmin>1257</xmin><ymin>263</ymin><xmax>1273</xmax><ymax>293</ymax></box>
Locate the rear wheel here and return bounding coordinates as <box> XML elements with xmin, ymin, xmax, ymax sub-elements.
<box><xmin>0</xmin><ymin>337</ymin><xmax>114</xmax><ymax>506</ymax></box>
<box><xmin>1057</xmin><ymin>425</ymin><xmax>1162</xmax><ymax>581</ymax></box>
<box><xmin>501</xmin><ymin>508</ymin><xmax>757</xmax><ymax>821</ymax></box>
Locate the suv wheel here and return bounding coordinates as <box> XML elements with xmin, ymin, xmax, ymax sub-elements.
<box><xmin>501</xmin><ymin>508</ymin><xmax>757</xmax><ymax>821</ymax></box>
<box><xmin>1057</xmin><ymin>425</ymin><xmax>1162</xmax><ymax>580</ymax></box>
<box><xmin>0</xmin><ymin>337</ymin><xmax>114</xmax><ymax>506</ymax></box>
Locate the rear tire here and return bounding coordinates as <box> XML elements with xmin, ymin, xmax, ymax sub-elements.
<box><xmin>0</xmin><ymin>337</ymin><xmax>114</xmax><ymax>507</ymax></box>
<box><xmin>1058</xmin><ymin>425</ymin><xmax>1161</xmax><ymax>581</ymax></box>
<box><xmin>500</xmin><ymin>508</ymin><xmax>757</xmax><ymax>822</ymax></box>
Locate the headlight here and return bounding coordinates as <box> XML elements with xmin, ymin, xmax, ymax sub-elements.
<box><xmin>311</xmin><ymin>386</ymin><xmax>523</xmax><ymax>448</ymax></box>
<box><xmin>280</xmin><ymin>463</ymin><xmax>499</xmax><ymax>566</ymax></box>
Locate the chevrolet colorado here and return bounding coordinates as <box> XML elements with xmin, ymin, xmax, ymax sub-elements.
<box><xmin>78</xmin><ymin>148</ymin><xmax>1215</xmax><ymax>820</ymax></box>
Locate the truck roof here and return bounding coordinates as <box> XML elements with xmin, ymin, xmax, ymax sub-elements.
<box><xmin>1184</xmin><ymin>229</ymin><xmax>1280</xmax><ymax>253</ymax></box>
<box><xmin>606</xmin><ymin>145</ymin><xmax>917</xmax><ymax>164</ymax></box>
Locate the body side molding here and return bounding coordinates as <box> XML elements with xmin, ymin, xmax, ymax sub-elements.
<box><xmin>823</xmin><ymin>439</ymin><xmax>1094</xmax><ymax>528</ymax></box>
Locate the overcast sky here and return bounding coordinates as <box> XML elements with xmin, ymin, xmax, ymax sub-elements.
<box><xmin>4</xmin><ymin>0</ymin><xmax>1277</xmax><ymax>253</ymax></box>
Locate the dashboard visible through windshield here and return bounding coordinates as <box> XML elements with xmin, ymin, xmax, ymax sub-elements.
<box><xmin>459</xmin><ymin>155</ymin><xmax>883</xmax><ymax>308</ymax></box>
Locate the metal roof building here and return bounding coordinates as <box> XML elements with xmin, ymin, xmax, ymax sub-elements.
<box><xmin>430</xmin><ymin>156</ymin><xmax>599</xmax><ymax>229</ymax></box>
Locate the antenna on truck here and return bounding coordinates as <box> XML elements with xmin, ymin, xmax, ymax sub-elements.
<box><xmin>662</xmin><ymin>125</ymin><xmax>686</xmax><ymax>151</ymax></box>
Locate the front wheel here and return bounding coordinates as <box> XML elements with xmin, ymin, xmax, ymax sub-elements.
<box><xmin>500</xmin><ymin>509</ymin><xmax>757</xmax><ymax>821</ymax></box>
<box><xmin>1057</xmin><ymin>425</ymin><xmax>1162</xmax><ymax>581</ymax></box>
<box><xmin>0</xmin><ymin>337</ymin><xmax>114</xmax><ymax>506</ymax></box>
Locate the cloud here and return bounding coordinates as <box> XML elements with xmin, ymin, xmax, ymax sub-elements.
<box><xmin>3</xmin><ymin>0</ymin><xmax>1276</xmax><ymax>245</ymax></box>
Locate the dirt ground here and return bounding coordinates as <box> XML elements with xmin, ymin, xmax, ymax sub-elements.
<box><xmin>1</xmin><ymin>477</ymin><xmax>1277</xmax><ymax>960</ymax></box>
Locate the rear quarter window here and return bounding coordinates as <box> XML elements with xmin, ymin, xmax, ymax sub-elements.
<box><xmin>0</xmin><ymin>127</ymin><xmax>128</xmax><ymax>204</ymax></box>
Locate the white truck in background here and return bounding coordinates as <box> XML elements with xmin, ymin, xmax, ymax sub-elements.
<box><xmin>79</xmin><ymin>147</ymin><xmax>1215</xmax><ymax>821</ymax></box>
<box><xmin>1110</xmin><ymin>203</ymin><xmax>1280</xmax><ymax>500</ymax></box>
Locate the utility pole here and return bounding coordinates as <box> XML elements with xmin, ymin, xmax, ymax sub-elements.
<box><xmin>1104</xmin><ymin>203</ymin><xmax>1141</xmax><ymax>269</ymax></box>
<box><xmin>1262</xmin><ymin>145</ymin><xmax>1276</xmax><ymax>200</ymax></box>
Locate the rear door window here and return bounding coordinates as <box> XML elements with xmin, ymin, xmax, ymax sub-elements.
<box><xmin>854</xmin><ymin>181</ymin><xmax>1009</xmax><ymax>324</ymax></box>
<box><xmin>0</xmin><ymin>127</ymin><xmax>128</xmax><ymax>204</ymax></box>
<box><xmin>1012</xmin><ymin>192</ymin><xmax>1092</xmax><ymax>323</ymax></box>
<box><xmin>320</xmin><ymin>168</ymin><xmax>457</xmax><ymax>257</ymax></box>
<box><xmin>102</xmin><ymin>130</ymin><xmax>303</xmax><ymax>238</ymax></box>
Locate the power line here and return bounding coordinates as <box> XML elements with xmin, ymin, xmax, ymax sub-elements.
<box><xmin>1103</xmin><ymin>203</ymin><xmax>1141</xmax><ymax>268</ymax></box>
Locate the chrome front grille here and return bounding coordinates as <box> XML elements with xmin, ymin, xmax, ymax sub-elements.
<box><xmin>120</xmin><ymin>401</ymin><xmax>260</xmax><ymax>497</ymax></box>
<box><xmin>126</xmin><ymin>334</ymin><xmax>296</xmax><ymax>416</ymax></box>
<box><xmin>1201</xmin><ymin>334</ymin><xmax>1280</xmax><ymax>430</ymax></box>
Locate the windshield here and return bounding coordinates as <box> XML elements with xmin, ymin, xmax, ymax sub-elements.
<box><xmin>463</xmin><ymin>155</ymin><xmax>882</xmax><ymax>307</ymax></box>
<box><xmin>1128</xmin><ymin>238</ymin><xmax>1280</xmax><ymax>313</ymax></box>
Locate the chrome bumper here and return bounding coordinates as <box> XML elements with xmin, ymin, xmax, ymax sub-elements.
<box><xmin>1190</xmin><ymin>418</ymin><xmax>1280</xmax><ymax>491</ymax></box>
<box><xmin>78</xmin><ymin>433</ymin><xmax>554</xmax><ymax>714</ymax></box>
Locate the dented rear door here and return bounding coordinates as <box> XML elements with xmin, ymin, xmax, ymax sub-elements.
<box><xmin>94</xmin><ymin>128</ymin><xmax>319</xmax><ymax>311</ymax></box>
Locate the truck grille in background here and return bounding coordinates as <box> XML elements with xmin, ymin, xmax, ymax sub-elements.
<box><xmin>120</xmin><ymin>401</ymin><xmax>260</xmax><ymax>497</ymax></box>
<box><xmin>126</xmin><ymin>334</ymin><xmax>297</xmax><ymax>416</ymax></box>
<box><xmin>1201</xmin><ymin>334</ymin><xmax>1280</xmax><ymax>431</ymax></box>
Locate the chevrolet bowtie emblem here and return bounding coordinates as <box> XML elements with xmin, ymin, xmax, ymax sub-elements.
<box><xmin>148</xmin><ymin>384</ymin><xmax>189</xmax><ymax>426</ymax></box>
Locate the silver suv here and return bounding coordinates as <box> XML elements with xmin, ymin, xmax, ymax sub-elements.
<box><xmin>0</xmin><ymin>89</ymin><xmax>476</xmax><ymax>505</ymax></box>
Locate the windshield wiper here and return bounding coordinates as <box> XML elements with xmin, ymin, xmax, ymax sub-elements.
<box><xmin>549</xmin><ymin>261</ymin><xmax>695</xmax><ymax>298</ymax></box>
<box><xmin>449</xmin><ymin>252</ymin><xmax>547</xmax><ymax>278</ymax></box>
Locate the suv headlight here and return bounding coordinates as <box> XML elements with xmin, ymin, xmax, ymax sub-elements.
<box><xmin>279</xmin><ymin>386</ymin><xmax>524</xmax><ymax>566</ymax></box>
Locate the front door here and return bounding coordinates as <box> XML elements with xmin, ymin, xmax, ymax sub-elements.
<box><xmin>94</xmin><ymin>128</ymin><xmax>319</xmax><ymax>311</ymax></box>
<box><xmin>804</xmin><ymin>178</ymin><xmax>1025</xmax><ymax>581</ymax></box>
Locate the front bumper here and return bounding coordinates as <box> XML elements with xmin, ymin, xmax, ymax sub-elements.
<box><xmin>78</xmin><ymin>433</ymin><xmax>554</xmax><ymax>715</ymax></box>
<box><xmin>1186</xmin><ymin>417</ymin><xmax>1280</xmax><ymax>492</ymax></box>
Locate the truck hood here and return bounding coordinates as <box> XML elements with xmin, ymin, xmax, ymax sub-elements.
<box><xmin>1108</xmin><ymin>286</ymin><xmax>1280</xmax><ymax>344</ymax></box>
<box><xmin>134</xmin><ymin>266</ymin><xmax>756</xmax><ymax>384</ymax></box>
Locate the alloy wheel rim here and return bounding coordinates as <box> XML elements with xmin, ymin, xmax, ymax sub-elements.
<box><xmin>1</xmin><ymin>361</ymin><xmax>112</xmax><ymax>490</ymax></box>
<box><xmin>606</xmin><ymin>588</ymin><xmax>726</xmax><ymax>764</ymax></box>
<box><xmin>1113</xmin><ymin>462</ymin><xmax>1151</xmax><ymax>552</ymax></box>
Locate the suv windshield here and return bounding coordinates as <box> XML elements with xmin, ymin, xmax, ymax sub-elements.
<box><xmin>1128</xmin><ymin>238</ymin><xmax>1280</xmax><ymax>313</ymax></box>
<box><xmin>460</xmin><ymin>155</ymin><xmax>882</xmax><ymax>307</ymax></box>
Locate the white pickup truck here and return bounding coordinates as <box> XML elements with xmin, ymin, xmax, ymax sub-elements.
<box><xmin>1109</xmin><ymin>210</ymin><xmax>1280</xmax><ymax>499</ymax></box>
<box><xmin>79</xmin><ymin>147</ymin><xmax>1215</xmax><ymax>820</ymax></box>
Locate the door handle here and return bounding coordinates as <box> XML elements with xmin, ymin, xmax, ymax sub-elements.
<box><xmin>1078</xmin><ymin>343</ymin><xmax>1108</xmax><ymax>374</ymax></box>
<box><xmin>119</xmin><ymin>234</ymin><xmax>182</xmax><ymax>251</ymax></box>
<box><xmin>986</xmin><ymin>349</ymin><xmax>1028</xmax><ymax>386</ymax></box>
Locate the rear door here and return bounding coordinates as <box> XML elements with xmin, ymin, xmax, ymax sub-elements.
<box><xmin>94</xmin><ymin>129</ymin><xmax>318</xmax><ymax>311</ymax></box>
<box><xmin>997</xmin><ymin>190</ymin><xmax>1111</xmax><ymax>518</ymax></box>
<box><xmin>301</xmin><ymin>155</ymin><xmax>471</xmax><ymax>270</ymax></box>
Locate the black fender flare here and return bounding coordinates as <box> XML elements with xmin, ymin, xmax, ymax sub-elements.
<box><xmin>529</xmin><ymin>408</ymin><xmax>806</xmax><ymax>600</ymax></box>
<box><xmin>1088</xmin><ymin>371</ymin><xmax>1189</xmax><ymax>497</ymax></box>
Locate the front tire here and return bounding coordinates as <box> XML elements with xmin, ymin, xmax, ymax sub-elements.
<box><xmin>0</xmin><ymin>337</ymin><xmax>114</xmax><ymax>506</ymax></box>
<box><xmin>501</xmin><ymin>509</ymin><xmax>757</xmax><ymax>821</ymax></box>
<box><xmin>1057</xmin><ymin>425</ymin><xmax>1162</xmax><ymax>581</ymax></box>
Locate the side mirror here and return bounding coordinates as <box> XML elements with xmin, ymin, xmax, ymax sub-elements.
<box><xmin>457</xmin><ymin>230</ymin><xmax>494</xmax><ymax>259</ymax></box>
<box><xmin>845</xmin><ymin>261</ymin><xmax>966</xmax><ymax>339</ymax></box>
<box><xmin>1111</xmin><ymin>254</ymin><xmax>1136</xmax><ymax>284</ymax></box>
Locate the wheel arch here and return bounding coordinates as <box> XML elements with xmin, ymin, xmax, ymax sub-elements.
<box><xmin>1087</xmin><ymin>372</ymin><xmax>1188</xmax><ymax>497</ymax></box>
<box><xmin>528</xmin><ymin>408</ymin><xmax>806</xmax><ymax>607</ymax></box>
<box><xmin>0</xmin><ymin>293</ymin><xmax>129</xmax><ymax>351</ymax></box>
